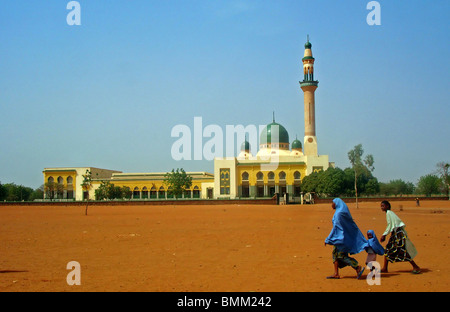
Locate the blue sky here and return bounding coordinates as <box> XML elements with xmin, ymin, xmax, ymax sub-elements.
<box><xmin>0</xmin><ymin>0</ymin><xmax>449</xmax><ymax>189</ymax></box>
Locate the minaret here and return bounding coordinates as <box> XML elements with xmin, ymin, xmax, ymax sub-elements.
<box><xmin>300</xmin><ymin>36</ymin><xmax>319</xmax><ymax>156</ymax></box>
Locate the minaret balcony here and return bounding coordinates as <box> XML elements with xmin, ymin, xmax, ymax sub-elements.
<box><xmin>299</xmin><ymin>81</ymin><xmax>319</xmax><ymax>87</ymax></box>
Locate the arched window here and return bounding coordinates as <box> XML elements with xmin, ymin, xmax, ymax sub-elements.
<box><xmin>294</xmin><ymin>171</ymin><xmax>301</xmax><ymax>180</ymax></box>
<box><xmin>48</xmin><ymin>176</ymin><xmax>54</xmax><ymax>183</ymax></box>
<box><xmin>133</xmin><ymin>187</ymin><xmax>140</xmax><ymax>199</ymax></box>
<box><xmin>66</xmin><ymin>176</ymin><xmax>74</xmax><ymax>199</ymax></box>
<box><xmin>158</xmin><ymin>186</ymin><xmax>165</xmax><ymax>199</ymax></box>
<box><xmin>279</xmin><ymin>171</ymin><xmax>286</xmax><ymax>180</ymax></box>
<box><xmin>142</xmin><ymin>187</ymin><xmax>149</xmax><ymax>199</ymax></box>
<box><xmin>256</xmin><ymin>172</ymin><xmax>264</xmax><ymax>181</ymax></box>
<box><xmin>268</xmin><ymin>172</ymin><xmax>275</xmax><ymax>180</ymax></box>
<box><xmin>193</xmin><ymin>186</ymin><xmax>200</xmax><ymax>199</ymax></box>
<box><xmin>242</xmin><ymin>172</ymin><xmax>249</xmax><ymax>181</ymax></box>
<box><xmin>149</xmin><ymin>186</ymin><xmax>156</xmax><ymax>199</ymax></box>
<box><xmin>56</xmin><ymin>177</ymin><xmax>64</xmax><ymax>199</ymax></box>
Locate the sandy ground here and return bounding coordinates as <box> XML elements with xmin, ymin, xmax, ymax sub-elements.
<box><xmin>0</xmin><ymin>200</ymin><xmax>448</xmax><ymax>292</ymax></box>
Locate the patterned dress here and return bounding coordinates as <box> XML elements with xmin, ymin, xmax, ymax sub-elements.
<box><xmin>332</xmin><ymin>246</ymin><xmax>359</xmax><ymax>269</ymax></box>
<box><xmin>383</xmin><ymin>210</ymin><xmax>417</xmax><ymax>263</ymax></box>
<box><xmin>385</xmin><ymin>227</ymin><xmax>412</xmax><ymax>262</ymax></box>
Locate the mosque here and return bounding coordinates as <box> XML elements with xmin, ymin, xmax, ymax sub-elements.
<box><xmin>42</xmin><ymin>39</ymin><xmax>334</xmax><ymax>201</ymax></box>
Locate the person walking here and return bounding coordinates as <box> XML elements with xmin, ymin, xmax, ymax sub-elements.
<box><xmin>365</xmin><ymin>230</ymin><xmax>384</xmax><ymax>269</ymax></box>
<box><xmin>379</xmin><ymin>200</ymin><xmax>421</xmax><ymax>274</ymax></box>
<box><xmin>324</xmin><ymin>198</ymin><xmax>367</xmax><ymax>279</ymax></box>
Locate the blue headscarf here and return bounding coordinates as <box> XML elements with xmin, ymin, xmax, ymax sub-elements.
<box><xmin>325</xmin><ymin>198</ymin><xmax>368</xmax><ymax>254</ymax></box>
<box><xmin>366</xmin><ymin>230</ymin><xmax>385</xmax><ymax>255</ymax></box>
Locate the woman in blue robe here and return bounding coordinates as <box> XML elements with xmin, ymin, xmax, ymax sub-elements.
<box><xmin>324</xmin><ymin>198</ymin><xmax>368</xmax><ymax>279</ymax></box>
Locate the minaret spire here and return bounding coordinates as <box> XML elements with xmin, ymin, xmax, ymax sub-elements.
<box><xmin>301</xmin><ymin>36</ymin><xmax>316</xmax><ymax>82</ymax></box>
<box><xmin>299</xmin><ymin>36</ymin><xmax>319</xmax><ymax>156</ymax></box>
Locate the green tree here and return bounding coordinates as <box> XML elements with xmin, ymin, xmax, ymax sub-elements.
<box><xmin>3</xmin><ymin>183</ymin><xmax>33</xmax><ymax>201</ymax></box>
<box><xmin>163</xmin><ymin>168</ymin><xmax>192</xmax><ymax>199</ymax></box>
<box><xmin>121</xmin><ymin>186</ymin><xmax>132</xmax><ymax>199</ymax></box>
<box><xmin>108</xmin><ymin>185</ymin><xmax>123</xmax><ymax>199</ymax></box>
<box><xmin>342</xmin><ymin>168</ymin><xmax>356</xmax><ymax>196</ymax></box>
<box><xmin>95</xmin><ymin>181</ymin><xmax>129</xmax><ymax>200</ymax></box>
<box><xmin>30</xmin><ymin>185</ymin><xmax>44</xmax><ymax>201</ymax></box>
<box><xmin>435</xmin><ymin>162</ymin><xmax>449</xmax><ymax>197</ymax></box>
<box><xmin>1</xmin><ymin>183</ymin><xmax>46</xmax><ymax>202</ymax></box>
<box><xmin>317</xmin><ymin>167</ymin><xmax>346</xmax><ymax>197</ymax></box>
<box><xmin>364</xmin><ymin>178</ymin><xmax>380</xmax><ymax>195</ymax></box>
<box><xmin>32</xmin><ymin>185</ymin><xmax>44</xmax><ymax>200</ymax></box>
<box><xmin>300</xmin><ymin>171</ymin><xmax>320</xmax><ymax>194</ymax></box>
<box><xmin>348</xmin><ymin>144</ymin><xmax>374</xmax><ymax>208</ymax></box>
<box><xmin>44</xmin><ymin>181</ymin><xmax>57</xmax><ymax>200</ymax></box>
<box><xmin>384</xmin><ymin>179</ymin><xmax>415</xmax><ymax>196</ymax></box>
<box><xmin>405</xmin><ymin>181</ymin><xmax>415</xmax><ymax>194</ymax></box>
<box><xmin>416</xmin><ymin>174</ymin><xmax>441</xmax><ymax>197</ymax></box>
<box><xmin>81</xmin><ymin>170</ymin><xmax>92</xmax><ymax>215</ymax></box>
<box><xmin>379</xmin><ymin>182</ymin><xmax>393</xmax><ymax>196</ymax></box>
<box><xmin>0</xmin><ymin>182</ymin><xmax>7</xmax><ymax>201</ymax></box>
<box><xmin>95</xmin><ymin>180</ymin><xmax>110</xmax><ymax>200</ymax></box>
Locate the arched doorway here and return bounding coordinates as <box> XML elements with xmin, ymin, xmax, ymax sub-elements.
<box><xmin>241</xmin><ymin>172</ymin><xmax>249</xmax><ymax>198</ymax></box>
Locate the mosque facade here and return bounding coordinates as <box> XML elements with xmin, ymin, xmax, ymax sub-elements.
<box><xmin>42</xmin><ymin>39</ymin><xmax>334</xmax><ymax>201</ymax></box>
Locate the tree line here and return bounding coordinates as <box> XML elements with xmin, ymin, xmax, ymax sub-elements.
<box><xmin>301</xmin><ymin>145</ymin><xmax>449</xmax><ymax>199</ymax></box>
<box><xmin>0</xmin><ymin>183</ymin><xmax>43</xmax><ymax>202</ymax></box>
<box><xmin>300</xmin><ymin>166</ymin><xmax>447</xmax><ymax>198</ymax></box>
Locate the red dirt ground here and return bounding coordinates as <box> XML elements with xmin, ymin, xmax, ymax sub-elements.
<box><xmin>0</xmin><ymin>200</ymin><xmax>449</xmax><ymax>292</ymax></box>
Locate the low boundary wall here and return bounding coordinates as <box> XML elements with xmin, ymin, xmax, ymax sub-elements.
<box><xmin>0</xmin><ymin>198</ymin><xmax>277</xmax><ymax>207</ymax></box>
<box><xmin>314</xmin><ymin>196</ymin><xmax>448</xmax><ymax>204</ymax></box>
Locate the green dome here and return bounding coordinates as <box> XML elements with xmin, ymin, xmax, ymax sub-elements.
<box><xmin>305</xmin><ymin>41</ymin><xmax>312</xmax><ymax>49</ymax></box>
<box><xmin>292</xmin><ymin>139</ymin><xmax>302</xmax><ymax>149</ymax></box>
<box><xmin>260</xmin><ymin>122</ymin><xmax>289</xmax><ymax>144</ymax></box>
<box><xmin>241</xmin><ymin>140</ymin><xmax>250</xmax><ymax>152</ymax></box>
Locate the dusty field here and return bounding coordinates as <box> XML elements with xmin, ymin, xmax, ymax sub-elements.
<box><xmin>0</xmin><ymin>200</ymin><xmax>449</xmax><ymax>292</ymax></box>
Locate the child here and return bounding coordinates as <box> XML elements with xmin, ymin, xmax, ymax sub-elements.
<box><xmin>380</xmin><ymin>200</ymin><xmax>420</xmax><ymax>273</ymax></box>
<box><xmin>365</xmin><ymin>230</ymin><xmax>385</xmax><ymax>269</ymax></box>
